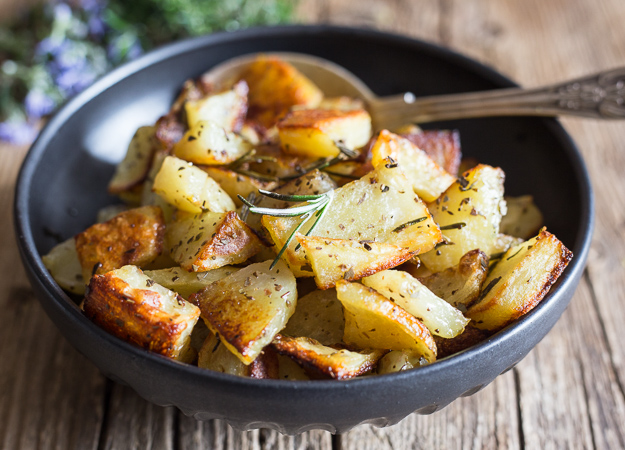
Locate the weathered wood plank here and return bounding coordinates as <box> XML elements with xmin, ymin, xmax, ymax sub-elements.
<box><xmin>98</xmin><ymin>383</ymin><xmax>176</xmax><ymax>450</ymax></box>
<box><xmin>177</xmin><ymin>414</ymin><xmax>333</xmax><ymax>450</ymax></box>
<box><xmin>297</xmin><ymin>0</ymin><xmax>441</xmax><ymax>42</ymax></box>
<box><xmin>340</xmin><ymin>370</ymin><xmax>520</xmax><ymax>450</ymax></box>
<box><xmin>443</xmin><ymin>0</ymin><xmax>625</xmax><ymax>448</ymax></box>
<box><xmin>0</xmin><ymin>145</ymin><xmax>106</xmax><ymax>450</ymax></box>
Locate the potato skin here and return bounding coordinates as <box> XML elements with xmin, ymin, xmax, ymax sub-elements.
<box><xmin>272</xmin><ymin>335</ymin><xmax>383</xmax><ymax>380</ymax></box>
<box><xmin>467</xmin><ymin>229</ymin><xmax>573</xmax><ymax>330</ymax></box>
<box><xmin>75</xmin><ymin>205</ymin><xmax>165</xmax><ymax>281</ymax></box>
<box><xmin>84</xmin><ymin>270</ymin><xmax>199</xmax><ymax>358</ymax></box>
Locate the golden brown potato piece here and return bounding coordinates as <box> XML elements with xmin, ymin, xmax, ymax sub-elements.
<box><xmin>108</xmin><ymin>126</ymin><xmax>159</xmax><ymax>195</ymax></box>
<box><xmin>190</xmin><ymin>260</ymin><xmax>297</xmax><ymax>364</ymax></box>
<box><xmin>83</xmin><ymin>265</ymin><xmax>200</xmax><ymax>359</ymax></box>
<box><xmin>242</xmin><ymin>143</ymin><xmax>316</xmax><ymax>180</ymax></box>
<box><xmin>202</xmin><ymin>167</ymin><xmax>277</xmax><ymax>208</ymax></box>
<box><xmin>281</xmin><ymin>289</ymin><xmax>344</xmax><ymax>345</ymax></box>
<box><xmin>75</xmin><ymin>205</ymin><xmax>165</xmax><ymax>282</ymax></box>
<box><xmin>418</xmin><ymin>249</ymin><xmax>489</xmax><ymax>310</ymax></box>
<box><xmin>297</xmin><ymin>234</ymin><xmax>415</xmax><ymax>289</ymax></box>
<box><xmin>272</xmin><ymin>334</ymin><xmax>384</xmax><ymax>380</ymax></box>
<box><xmin>173</xmin><ymin>120</ymin><xmax>252</xmax><ymax>165</ymax></box>
<box><xmin>277</xmin><ymin>109</ymin><xmax>372</xmax><ymax>158</ymax></box>
<box><xmin>152</xmin><ymin>156</ymin><xmax>236</xmax><ymax>214</ymax></box>
<box><xmin>362</xmin><ymin>270</ymin><xmax>469</xmax><ymax>338</ymax></box>
<box><xmin>467</xmin><ymin>229</ymin><xmax>573</xmax><ymax>330</ymax></box>
<box><xmin>197</xmin><ymin>333</ymin><xmax>249</xmax><ymax>377</ymax></box>
<box><xmin>376</xmin><ymin>350</ymin><xmax>428</xmax><ymax>374</ymax></box>
<box><xmin>500</xmin><ymin>195</ymin><xmax>544</xmax><ymax>239</ymax></box>
<box><xmin>154</xmin><ymin>78</ymin><xmax>212</xmax><ymax>151</ymax></box>
<box><xmin>42</xmin><ymin>238</ymin><xmax>85</xmax><ymax>295</ymax></box>
<box><xmin>336</xmin><ymin>280</ymin><xmax>437</xmax><ymax>362</ymax></box>
<box><xmin>399</xmin><ymin>128</ymin><xmax>462</xmax><ymax>176</ymax></box>
<box><xmin>420</xmin><ymin>164</ymin><xmax>506</xmax><ymax>273</ymax></box>
<box><xmin>263</xmin><ymin>165</ymin><xmax>442</xmax><ymax>278</ymax></box>
<box><xmin>144</xmin><ymin>266</ymin><xmax>238</xmax><ymax>299</ymax></box>
<box><xmin>167</xmin><ymin>211</ymin><xmax>264</xmax><ymax>272</ymax></box>
<box><xmin>370</xmin><ymin>130</ymin><xmax>456</xmax><ymax>202</ymax></box>
<box><xmin>198</xmin><ymin>332</ymin><xmax>278</xmax><ymax>378</ymax></box>
<box><xmin>184</xmin><ymin>80</ymin><xmax>248</xmax><ymax>131</ymax></box>
<box><xmin>239</xmin><ymin>56</ymin><xmax>323</xmax><ymax>128</ymax></box>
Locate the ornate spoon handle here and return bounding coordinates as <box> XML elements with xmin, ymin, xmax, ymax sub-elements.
<box><xmin>371</xmin><ymin>67</ymin><xmax>625</xmax><ymax>129</ymax></box>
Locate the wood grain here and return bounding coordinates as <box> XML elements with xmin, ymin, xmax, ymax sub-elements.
<box><xmin>1</xmin><ymin>0</ymin><xmax>625</xmax><ymax>449</ymax></box>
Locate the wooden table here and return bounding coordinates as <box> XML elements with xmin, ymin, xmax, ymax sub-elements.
<box><xmin>2</xmin><ymin>0</ymin><xmax>625</xmax><ymax>448</ymax></box>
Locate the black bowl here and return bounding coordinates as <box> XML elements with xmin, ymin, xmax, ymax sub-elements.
<box><xmin>14</xmin><ymin>26</ymin><xmax>593</xmax><ymax>434</ymax></box>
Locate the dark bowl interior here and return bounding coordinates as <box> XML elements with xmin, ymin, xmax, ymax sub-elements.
<box><xmin>14</xmin><ymin>26</ymin><xmax>593</xmax><ymax>434</ymax></box>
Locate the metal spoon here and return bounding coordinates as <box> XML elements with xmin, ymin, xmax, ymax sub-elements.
<box><xmin>203</xmin><ymin>52</ymin><xmax>625</xmax><ymax>130</ymax></box>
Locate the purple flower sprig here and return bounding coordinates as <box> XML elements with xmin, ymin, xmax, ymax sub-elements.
<box><xmin>0</xmin><ymin>0</ymin><xmax>295</xmax><ymax>145</ymax></box>
<box><xmin>0</xmin><ymin>0</ymin><xmax>142</xmax><ymax>145</ymax></box>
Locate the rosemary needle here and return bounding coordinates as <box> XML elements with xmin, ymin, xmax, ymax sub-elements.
<box><xmin>237</xmin><ymin>189</ymin><xmax>334</xmax><ymax>269</ymax></box>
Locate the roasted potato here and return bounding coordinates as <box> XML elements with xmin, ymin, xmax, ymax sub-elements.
<box><xmin>75</xmin><ymin>205</ymin><xmax>165</xmax><ymax>282</ymax></box>
<box><xmin>167</xmin><ymin>211</ymin><xmax>264</xmax><ymax>272</ymax></box>
<box><xmin>42</xmin><ymin>238</ymin><xmax>85</xmax><ymax>295</ymax></box>
<box><xmin>184</xmin><ymin>80</ymin><xmax>248</xmax><ymax>131</ymax></box>
<box><xmin>297</xmin><ymin>234</ymin><xmax>414</xmax><ymax>289</ymax></box>
<box><xmin>362</xmin><ymin>269</ymin><xmax>469</xmax><ymax>338</ymax></box>
<box><xmin>466</xmin><ymin>229</ymin><xmax>573</xmax><ymax>330</ymax></box>
<box><xmin>238</xmin><ymin>56</ymin><xmax>323</xmax><ymax>128</ymax></box>
<box><xmin>281</xmin><ymin>288</ymin><xmax>344</xmax><ymax>345</ymax></box>
<box><xmin>500</xmin><ymin>195</ymin><xmax>544</xmax><ymax>239</ymax></box>
<box><xmin>370</xmin><ymin>130</ymin><xmax>455</xmax><ymax>202</ymax></box>
<box><xmin>83</xmin><ymin>265</ymin><xmax>200</xmax><ymax>359</ymax></box>
<box><xmin>272</xmin><ymin>334</ymin><xmax>384</xmax><ymax>380</ymax></box>
<box><xmin>262</xmin><ymin>164</ymin><xmax>442</xmax><ymax>277</ymax></box>
<box><xmin>152</xmin><ymin>155</ymin><xmax>236</xmax><ymax>214</ymax></box>
<box><xmin>336</xmin><ymin>280</ymin><xmax>437</xmax><ymax>362</ymax></box>
<box><xmin>418</xmin><ymin>249</ymin><xmax>490</xmax><ymax>310</ymax></box>
<box><xmin>173</xmin><ymin>120</ymin><xmax>252</xmax><ymax>165</ymax></box>
<box><xmin>278</xmin><ymin>109</ymin><xmax>372</xmax><ymax>158</ymax></box>
<box><xmin>190</xmin><ymin>260</ymin><xmax>297</xmax><ymax>364</ymax></box>
<box><xmin>202</xmin><ymin>167</ymin><xmax>277</xmax><ymax>208</ymax></box>
<box><xmin>376</xmin><ymin>350</ymin><xmax>427</xmax><ymax>374</ymax></box>
<box><xmin>108</xmin><ymin>126</ymin><xmax>159</xmax><ymax>195</ymax></box>
<box><xmin>197</xmin><ymin>331</ymin><xmax>279</xmax><ymax>378</ymax></box>
<box><xmin>420</xmin><ymin>164</ymin><xmax>506</xmax><ymax>272</ymax></box>
<box><xmin>399</xmin><ymin>128</ymin><xmax>462</xmax><ymax>176</ymax></box>
<box><xmin>43</xmin><ymin>53</ymin><xmax>575</xmax><ymax>379</ymax></box>
<box><xmin>144</xmin><ymin>266</ymin><xmax>238</xmax><ymax>299</ymax></box>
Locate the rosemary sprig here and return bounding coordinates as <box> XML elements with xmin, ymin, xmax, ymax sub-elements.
<box><xmin>227</xmin><ymin>149</ymin><xmax>279</xmax><ymax>182</ymax></box>
<box><xmin>439</xmin><ymin>222</ymin><xmax>467</xmax><ymax>230</ymax></box>
<box><xmin>238</xmin><ymin>189</ymin><xmax>335</xmax><ymax>269</ymax></box>
<box><xmin>279</xmin><ymin>141</ymin><xmax>359</xmax><ymax>181</ymax></box>
<box><xmin>392</xmin><ymin>217</ymin><xmax>427</xmax><ymax>233</ymax></box>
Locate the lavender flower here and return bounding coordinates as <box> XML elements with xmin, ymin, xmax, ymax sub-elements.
<box><xmin>25</xmin><ymin>90</ymin><xmax>57</xmax><ymax>118</ymax></box>
<box><xmin>0</xmin><ymin>122</ymin><xmax>38</xmax><ymax>145</ymax></box>
<box><xmin>55</xmin><ymin>64</ymin><xmax>98</xmax><ymax>96</ymax></box>
<box><xmin>0</xmin><ymin>0</ymin><xmax>295</xmax><ymax>145</ymax></box>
